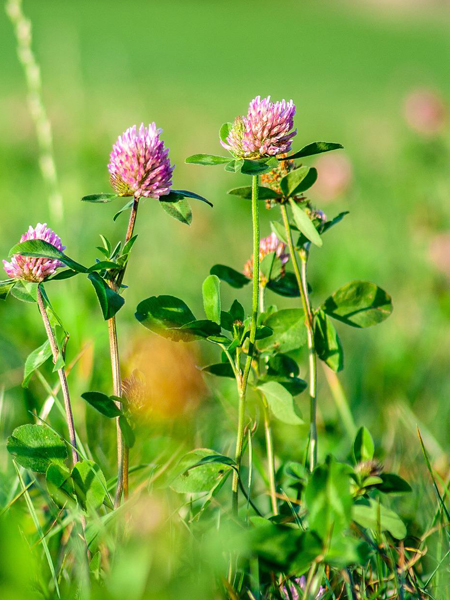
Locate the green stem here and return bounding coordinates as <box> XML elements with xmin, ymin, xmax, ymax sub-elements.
<box><xmin>259</xmin><ymin>284</ymin><xmax>278</xmax><ymax>514</ymax></box>
<box><xmin>263</xmin><ymin>401</ymin><xmax>278</xmax><ymax>515</ymax></box>
<box><xmin>36</xmin><ymin>286</ymin><xmax>78</xmax><ymax>466</ymax></box>
<box><xmin>232</xmin><ymin>174</ymin><xmax>260</xmax><ymax>514</ymax></box>
<box><xmin>110</xmin><ymin>194</ymin><xmax>140</xmax><ymax>507</ymax></box>
<box><xmin>280</xmin><ymin>204</ymin><xmax>318</xmax><ymax>471</ymax></box>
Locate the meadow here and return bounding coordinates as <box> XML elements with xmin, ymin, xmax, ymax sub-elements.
<box><xmin>0</xmin><ymin>1</ymin><xmax>450</xmax><ymax>598</ymax></box>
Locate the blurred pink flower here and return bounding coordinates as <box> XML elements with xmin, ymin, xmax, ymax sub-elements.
<box><xmin>314</xmin><ymin>154</ymin><xmax>352</xmax><ymax>202</ymax></box>
<box><xmin>404</xmin><ymin>89</ymin><xmax>446</xmax><ymax>137</ymax></box>
<box><xmin>108</xmin><ymin>123</ymin><xmax>173</xmax><ymax>198</ymax></box>
<box><xmin>244</xmin><ymin>232</ymin><xmax>289</xmax><ymax>281</ymax></box>
<box><xmin>222</xmin><ymin>96</ymin><xmax>296</xmax><ymax>159</ymax></box>
<box><xmin>429</xmin><ymin>233</ymin><xmax>450</xmax><ymax>279</ymax></box>
<box><xmin>3</xmin><ymin>223</ymin><xmax>65</xmax><ymax>283</ymax></box>
<box><xmin>281</xmin><ymin>576</ymin><xmax>325</xmax><ymax>599</ymax></box>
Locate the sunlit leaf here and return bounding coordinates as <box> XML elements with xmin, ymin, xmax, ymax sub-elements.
<box><xmin>289</xmin><ymin>200</ymin><xmax>322</xmax><ymax>247</ymax></box>
<box><xmin>258</xmin><ymin>308</ymin><xmax>307</xmax><ymax>354</ymax></box>
<box><xmin>160</xmin><ymin>196</ymin><xmax>192</xmax><ymax>225</ymax></box>
<box><xmin>202</xmin><ymin>275</ymin><xmax>221</xmax><ymax>325</ymax></box>
<box><xmin>322</xmin><ymin>281</ymin><xmax>393</xmax><ymax>328</ymax></box>
<box><xmin>282</xmin><ymin>141</ymin><xmax>343</xmax><ymax>161</ymax></box>
<box><xmin>186</xmin><ymin>154</ymin><xmax>230</xmax><ymax>165</ymax></box>
<box><xmin>353</xmin><ymin>427</ymin><xmax>374</xmax><ymax>463</ymax></box>
<box><xmin>353</xmin><ymin>498</ymin><xmax>407</xmax><ymax>540</ymax></box>
<box><xmin>72</xmin><ymin>460</ymin><xmax>107</xmax><ymax>512</ymax></box>
<box><xmin>22</xmin><ymin>339</ymin><xmax>53</xmax><ymax>388</ymax></box>
<box><xmin>258</xmin><ymin>381</ymin><xmax>303</xmax><ymax>424</ymax></box>
<box><xmin>7</xmin><ymin>424</ymin><xmax>68</xmax><ymax>473</ymax></box>
<box><xmin>170</xmin><ymin>449</ymin><xmax>233</xmax><ymax>493</ymax></box>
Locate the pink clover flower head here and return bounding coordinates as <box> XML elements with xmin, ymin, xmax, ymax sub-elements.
<box><xmin>3</xmin><ymin>223</ymin><xmax>65</xmax><ymax>283</ymax></box>
<box><xmin>108</xmin><ymin>123</ymin><xmax>173</xmax><ymax>198</ymax></box>
<box><xmin>404</xmin><ymin>89</ymin><xmax>447</xmax><ymax>137</ymax></box>
<box><xmin>281</xmin><ymin>576</ymin><xmax>325</xmax><ymax>600</ymax></box>
<box><xmin>221</xmin><ymin>95</ymin><xmax>297</xmax><ymax>159</ymax></box>
<box><xmin>244</xmin><ymin>232</ymin><xmax>289</xmax><ymax>281</ymax></box>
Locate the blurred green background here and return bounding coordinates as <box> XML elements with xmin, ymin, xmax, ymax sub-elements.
<box><xmin>0</xmin><ymin>0</ymin><xmax>450</xmax><ymax>506</ymax></box>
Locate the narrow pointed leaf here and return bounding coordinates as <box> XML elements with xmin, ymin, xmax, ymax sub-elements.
<box><xmin>113</xmin><ymin>199</ymin><xmax>134</xmax><ymax>221</ymax></box>
<box><xmin>282</xmin><ymin>141</ymin><xmax>343</xmax><ymax>161</ymax></box>
<box><xmin>22</xmin><ymin>339</ymin><xmax>53</xmax><ymax>387</ymax></box>
<box><xmin>88</xmin><ymin>272</ymin><xmax>125</xmax><ymax>320</ymax></box>
<box><xmin>87</xmin><ymin>261</ymin><xmax>119</xmax><ymax>273</ymax></box>
<box><xmin>289</xmin><ymin>200</ymin><xmax>322</xmax><ymax>247</ymax></box>
<box><xmin>171</xmin><ymin>189</ymin><xmax>213</xmax><ymax>207</ymax></box>
<box><xmin>119</xmin><ymin>416</ymin><xmax>136</xmax><ymax>448</ymax></box>
<box><xmin>81</xmin><ymin>391</ymin><xmax>122</xmax><ymax>418</ymax></box>
<box><xmin>321</xmin><ymin>211</ymin><xmax>350</xmax><ymax>234</ymax></box>
<box><xmin>81</xmin><ymin>193</ymin><xmax>120</xmax><ymax>203</ymax></box>
<box><xmin>314</xmin><ymin>309</ymin><xmax>344</xmax><ymax>372</ymax></box>
<box><xmin>353</xmin><ymin>427</ymin><xmax>375</xmax><ymax>463</ymax></box>
<box><xmin>186</xmin><ymin>154</ymin><xmax>231</xmax><ymax>165</ymax></box>
<box><xmin>270</xmin><ymin>221</ymin><xmax>288</xmax><ymax>244</ymax></box>
<box><xmin>202</xmin><ymin>363</ymin><xmax>235</xmax><ymax>378</ymax></box>
<box><xmin>202</xmin><ymin>275</ymin><xmax>221</xmax><ymax>324</ymax></box>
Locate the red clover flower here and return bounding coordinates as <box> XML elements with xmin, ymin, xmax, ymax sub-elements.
<box><xmin>108</xmin><ymin>123</ymin><xmax>173</xmax><ymax>198</ymax></box>
<box><xmin>3</xmin><ymin>223</ymin><xmax>64</xmax><ymax>283</ymax></box>
<box><xmin>222</xmin><ymin>96</ymin><xmax>296</xmax><ymax>159</ymax></box>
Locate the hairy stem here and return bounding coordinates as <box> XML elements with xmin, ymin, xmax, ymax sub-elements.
<box><xmin>280</xmin><ymin>204</ymin><xmax>318</xmax><ymax>471</ymax></box>
<box><xmin>36</xmin><ymin>286</ymin><xmax>78</xmax><ymax>466</ymax></box>
<box><xmin>263</xmin><ymin>401</ymin><xmax>278</xmax><ymax>515</ymax></box>
<box><xmin>232</xmin><ymin>174</ymin><xmax>260</xmax><ymax>514</ymax></box>
<box><xmin>110</xmin><ymin>195</ymin><xmax>140</xmax><ymax>507</ymax></box>
<box><xmin>108</xmin><ymin>316</ymin><xmax>124</xmax><ymax>507</ymax></box>
<box><xmin>259</xmin><ymin>284</ymin><xmax>278</xmax><ymax>514</ymax></box>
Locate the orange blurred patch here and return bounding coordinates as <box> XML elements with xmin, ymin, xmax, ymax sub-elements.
<box><xmin>124</xmin><ymin>335</ymin><xmax>207</xmax><ymax>420</ymax></box>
